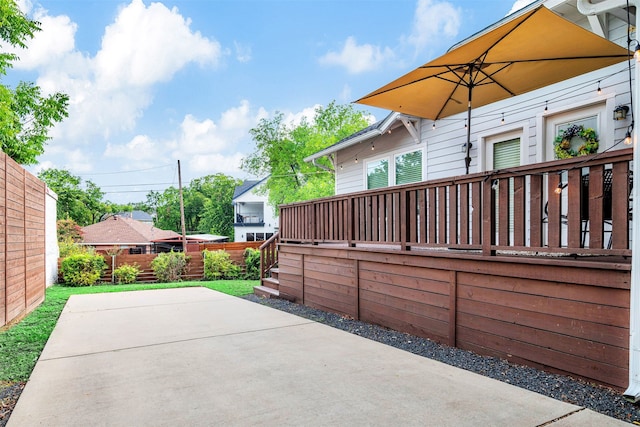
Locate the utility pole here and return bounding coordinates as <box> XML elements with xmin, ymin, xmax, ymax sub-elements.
<box><xmin>178</xmin><ymin>160</ymin><xmax>187</xmax><ymax>252</ymax></box>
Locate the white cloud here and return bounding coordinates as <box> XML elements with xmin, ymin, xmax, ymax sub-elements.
<box><xmin>234</xmin><ymin>41</ymin><xmax>252</xmax><ymax>63</ymax></box>
<box><xmin>319</xmin><ymin>36</ymin><xmax>395</xmax><ymax>74</ymax></box>
<box><xmin>104</xmin><ymin>135</ymin><xmax>159</xmax><ymax>161</ymax></box>
<box><xmin>188</xmin><ymin>152</ymin><xmax>245</xmax><ymax>175</ymax></box>
<box><xmin>340</xmin><ymin>84</ymin><xmax>352</xmax><ymax>103</ymax></box>
<box><xmin>406</xmin><ymin>0</ymin><xmax>461</xmax><ymax>53</ymax></box>
<box><xmin>507</xmin><ymin>0</ymin><xmax>537</xmax><ymax>16</ymax></box>
<box><xmin>15</xmin><ymin>1</ymin><xmax>223</xmax><ymax>144</ymax></box>
<box><xmin>94</xmin><ymin>0</ymin><xmax>221</xmax><ymax>90</ymax></box>
<box><xmin>10</xmin><ymin>8</ymin><xmax>76</xmax><ymax>69</ymax></box>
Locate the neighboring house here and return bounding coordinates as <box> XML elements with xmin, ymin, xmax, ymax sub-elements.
<box><xmin>81</xmin><ymin>215</ymin><xmax>179</xmax><ymax>254</ymax></box>
<box><xmin>268</xmin><ymin>0</ymin><xmax>640</xmax><ymax>398</ymax></box>
<box><xmin>233</xmin><ymin>179</ymin><xmax>278</xmax><ymax>242</ymax></box>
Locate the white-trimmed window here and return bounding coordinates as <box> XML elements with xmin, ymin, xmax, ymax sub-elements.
<box><xmin>545</xmin><ymin>103</ymin><xmax>605</xmax><ymax>161</ymax></box>
<box><xmin>365</xmin><ymin>149</ymin><xmax>424</xmax><ymax>190</ymax></box>
<box><xmin>367</xmin><ymin>158</ymin><xmax>389</xmax><ymax>190</ymax></box>
<box><xmin>395</xmin><ymin>149</ymin><xmax>423</xmax><ymax>185</ymax></box>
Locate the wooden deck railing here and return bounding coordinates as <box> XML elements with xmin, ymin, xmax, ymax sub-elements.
<box><xmin>280</xmin><ymin>148</ymin><xmax>634</xmax><ymax>257</ymax></box>
<box><xmin>259</xmin><ymin>232</ymin><xmax>279</xmax><ymax>278</ymax></box>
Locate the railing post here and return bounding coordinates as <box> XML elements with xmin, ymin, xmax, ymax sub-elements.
<box><xmin>400</xmin><ymin>190</ymin><xmax>408</xmax><ymax>250</ymax></box>
<box><xmin>482</xmin><ymin>177</ymin><xmax>495</xmax><ymax>256</ymax></box>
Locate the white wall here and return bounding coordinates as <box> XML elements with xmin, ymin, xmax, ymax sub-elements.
<box><xmin>331</xmin><ymin>7</ymin><xmax>633</xmax><ymax>194</ymax></box>
<box><xmin>233</xmin><ymin>184</ymin><xmax>278</xmax><ymax>242</ymax></box>
<box><xmin>45</xmin><ymin>187</ymin><xmax>59</xmax><ymax>287</ymax></box>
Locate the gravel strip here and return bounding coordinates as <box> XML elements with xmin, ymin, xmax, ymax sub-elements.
<box><xmin>242</xmin><ymin>294</ymin><xmax>640</xmax><ymax>424</ymax></box>
<box><xmin>0</xmin><ymin>382</ymin><xmax>24</xmax><ymax>427</ymax></box>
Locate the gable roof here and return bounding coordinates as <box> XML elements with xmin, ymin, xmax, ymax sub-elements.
<box><xmin>233</xmin><ymin>178</ymin><xmax>266</xmax><ymax>199</ymax></box>
<box><xmin>304</xmin><ymin>112</ymin><xmax>418</xmax><ymax>163</ymax></box>
<box><xmin>81</xmin><ymin>215</ymin><xmax>179</xmax><ymax>245</ymax></box>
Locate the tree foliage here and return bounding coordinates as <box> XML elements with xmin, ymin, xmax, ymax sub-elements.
<box><xmin>0</xmin><ymin>0</ymin><xmax>69</xmax><ymax>164</ymax></box>
<box><xmin>38</xmin><ymin>168</ymin><xmax>106</xmax><ymax>226</ymax></box>
<box><xmin>241</xmin><ymin>101</ymin><xmax>370</xmax><ymax>209</ymax></box>
<box><xmin>152</xmin><ymin>173</ymin><xmax>241</xmax><ymax>239</ymax></box>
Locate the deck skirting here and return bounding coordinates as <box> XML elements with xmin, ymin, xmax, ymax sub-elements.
<box><xmin>278</xmin><ymin>243</ymin><xmax>631</xmax><ymax>390</ymax></box>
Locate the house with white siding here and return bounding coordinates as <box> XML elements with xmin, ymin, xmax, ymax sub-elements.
<box><xmin>263</xmin><ymin>0</ymin><xmax>640</xmax><ymax>401</ymax></box>
<box><xmin>233</xmin><ymin>178</ymin><xmax>278</xmax><ymax>242</ymax></box>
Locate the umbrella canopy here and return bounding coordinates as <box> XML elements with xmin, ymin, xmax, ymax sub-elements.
<box><xmin>355</xmin><ymin>5</ymin><xmax>630</xmax><ymax>172</ymax></box>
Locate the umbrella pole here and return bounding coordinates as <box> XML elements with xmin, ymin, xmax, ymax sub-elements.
<box><xmin>465</xmin><ymin>88</ymin><xmax>473</xmax><ymax>174</ymax></box>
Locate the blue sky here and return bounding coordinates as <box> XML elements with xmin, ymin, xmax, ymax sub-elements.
<box><xmin>7</xmin><ymin>0</ymin><xmax>532</xmax><ymax>203</ymax></box>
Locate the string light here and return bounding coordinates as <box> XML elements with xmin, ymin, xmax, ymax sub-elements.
<box><xmin>371</xmin><ymin>143</ymin><xmax>375</xmax><ymax>151</ymax></box>
<box><xmin>432</xmin><ymin>121</ymin><xmax>436</xmax><ymax>130</ymax></box>
<box><xmin>355</xmin><ymin>157</ymin><xmax>358</xmax><ymax>164</ymax></box>
<box><xmin>544</xmin><ymin>100</ymin><xmax>548</xmax><ymax>112</ymax></box>
<box><xmin>554</xmin><ymin>182</ymin><xmax>564</xmax><ymax>194</ymax></box>
<box><xmin>340</xmin><ymin>164</ymin><xmax>343</xmax><ymax>170</ymax></box>
<box><xmin>464</xmin><ymin>119</ymin><xmax>467</xmax><ymax>129</ymax></box>
<box><xmin>501</xmin><ymin>113</ymin><xmax>505</xmax><ymax>124</ymax></box>
<box><xmin>625</xmin><ymin>130</ymin><xmax>633</xmax><ymax>145</ymax></box>
<box><xmin>597</xmin><ymin>80</ymin><xmax>602</xmax><ymax>95</ymax></box>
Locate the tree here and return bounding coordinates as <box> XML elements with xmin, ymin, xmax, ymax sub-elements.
<box><xmin>241</xmin><ymin>101</ymin><xmax>370</xmax><ymax>209</ymax></box>
<box><xmin>151</xmin><ymin>174</ymin><xmax>241</xmax><ymax>238</ymax></box>
<box><xmin>38</xmin><ymin>168</ymin><xmax>105</xmax><ymax>225</ymax></box>
<box><xmin>0</xmin><ymin>0</ymin><xmax>69</xmax><ymax>164</ymax></box>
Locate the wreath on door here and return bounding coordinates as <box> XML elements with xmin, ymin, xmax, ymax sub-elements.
<box><xmin>554</xmin><ymin>124</ymin><xmax>599</xmax><ymax>159</ymax></box>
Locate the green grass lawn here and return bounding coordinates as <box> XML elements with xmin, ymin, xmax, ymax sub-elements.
<box><xmin>0</xmin><ymin>280</ymin><xmax>258</xmax><ymax>383</ymax></box>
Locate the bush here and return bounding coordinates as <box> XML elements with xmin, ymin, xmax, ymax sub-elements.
<box><xmin>59</xmin><ymin>240</ymin><xmax>94</xmax><ymax>258</ymax></box>
<box><xmin>113</xmin><ymin>263</ymin><xmax>141</xmax><ymax>284</ymax></box>
<box><xmin>243</xmin><ymin>248</ymin><xmax>260</xmax><ymax>280</ymax></box>
<box><xmin>151</xmin><ymin>251</ymin><xmax>190</xmax><ymax>283</ymax></box>
<box><xmin>203</xmin><ymin>250</ymin><xmax>240</xmax><ymax>280</ymax></box>
<box><xmin>60</xmin><ymin>253</ymin><xmax>107</xmax><ymax>286</ymax></box>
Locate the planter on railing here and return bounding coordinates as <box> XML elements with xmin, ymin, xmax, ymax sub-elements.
<box><xmin>279</xmin><ymin>148</ymin><xmax>633</xmax><ymax>257</ymax></box>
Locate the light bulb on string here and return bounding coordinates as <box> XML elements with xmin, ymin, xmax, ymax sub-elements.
<box><xmin>501</xmin><ymin>113</ymin><xmax>505</xmax><ymax>124</ymax></box>
<box><xmin>597</xmin><ymin>80</ymin><xmax>602</xmax><ymax>95</ymax></box>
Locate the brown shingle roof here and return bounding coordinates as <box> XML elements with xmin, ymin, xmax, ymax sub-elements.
<box><xmin>81</xmin><ymin>216</ymin><xmax>179</xmax><ymax>245</ymax></box>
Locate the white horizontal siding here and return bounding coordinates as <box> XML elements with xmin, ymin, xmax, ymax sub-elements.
<box><xmin>332</xmin><ymin>6</ymin><xmax>634</xmax><ymax>190</ymax></box>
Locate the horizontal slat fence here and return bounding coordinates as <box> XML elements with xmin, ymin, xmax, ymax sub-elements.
<box><xmin>280</xmin><ymin>148</ymin><xmax>633</xmax><ymax>257</ymax></box>
<box><xmin>277</xmin><ymin>243</ymin><xmax>631</xmax><ymax>389</ymax></box>
<box><xmin>0</xmin><ymin>153</ymin><xmax>46</xmax><ymax>327</ymax></box>
<box><xmin>58</xmin><ymin>241</ymin><xmax>263</xmax><ymax>284</ymax></box>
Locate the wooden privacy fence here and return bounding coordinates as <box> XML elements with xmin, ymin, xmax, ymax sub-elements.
<box><xmin>279</xmin><ymin>148</ymin><xmax>633</xmax><ymax>257</ymax></box>
<box><xmin>0</xmin><ymin>153</ymin><xmax>46</xmax><ymax>327</ymax></box>
<box><xmin>58</xmin><ymin>241</ymin><xmax>263</xmax><ymax>284</ymax></box>
<box><xmin>277</xmin><ymin>243</ymin><xmax>631</xmax><ymax>390</ymax></box>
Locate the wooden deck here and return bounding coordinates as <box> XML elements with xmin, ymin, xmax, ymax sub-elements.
<box><xmin>272</xmin><ymin>150</ymin><xmax>635</xmax><ymax>390</ymax></box>
<box><xmin>277</xmin><ymin>243</ymin><xmax>630</xmax><ymax>389</ymax></box>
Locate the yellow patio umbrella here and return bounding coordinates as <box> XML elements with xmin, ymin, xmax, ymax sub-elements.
<box><xmin>356</xmin><ymin>5</ymin><xmax>631</xmax><ymax>173</ymax></box>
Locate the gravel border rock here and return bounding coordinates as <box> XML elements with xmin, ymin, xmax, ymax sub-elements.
<box><xmin>242</xmin><ymin>294</ymin><xmax>640</xmax><ymax>424</ymax></box>
<box><xmin>0</xmin><ymin>382</ymin><xmax>24</xmax><ymax>427</ymax></box>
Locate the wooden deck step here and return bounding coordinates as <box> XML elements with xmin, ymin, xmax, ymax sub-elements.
<box><xmin>261</xmin><ymin>277</ymin><xmax>279</xmax><ymax>290</ymax></box>
<box><xmin>270</xmin><ymin>268</ymin><xmax>279</xmax><ymax>280</ymax></box>
<box><xmin>253</xmin><ymin>285</ymin><xmax>280</xmax><ymax>299</ymax></box>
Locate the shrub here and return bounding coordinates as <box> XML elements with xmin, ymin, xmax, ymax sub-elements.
<box><xmin>60</xmin><ymin>253</ymin><xmax>107</xmax><ymax>286</ymax></box>
<box><xmin>113</xmin><ymin>263</ymin><xmax>141</xmax><ymax>284</ymax></box>
<box><xmin>203</xmin><ymin>250</ymin><xmax>240</xmax><ymax>280</ymax></box>
<box><xmin>243</xmin><ymin>248</ymin><xmax>260</xmax><ymax>280</ymax></box>
<box><xmin>59</xmin><ymin>240</ymin><xmax>94</xmax><ymax>258</ymax></box>
<box><xmin>151</xmin><ymin>251</ymin><xmax>190</xmax><ymax>283</ymax></box>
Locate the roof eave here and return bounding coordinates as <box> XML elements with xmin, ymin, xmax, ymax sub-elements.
<box><xmin>304</xmin><ymin>112</ymin><xmax>405</xmax><ymax>163</ymax></box>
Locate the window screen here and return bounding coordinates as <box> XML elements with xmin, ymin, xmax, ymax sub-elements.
<box><xmin>493</xmin><ymin>138</ymin><xmax>520</xmax><ymax>170</ymax></box>
<box><xmin>395</xmin><ymin>150</ymin><xmax>423</xmax><ymax>185</ymax></box>
<box><xmin>367</xmin><ymin>159</ymin><xmax>389</xmax><ymax>189</ymax></box>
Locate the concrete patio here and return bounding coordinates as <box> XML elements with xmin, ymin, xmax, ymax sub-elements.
<box><xmin>7</xmin><ymin>287</ymin><xmax>628</xmax><ymax>426</ymax></box>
